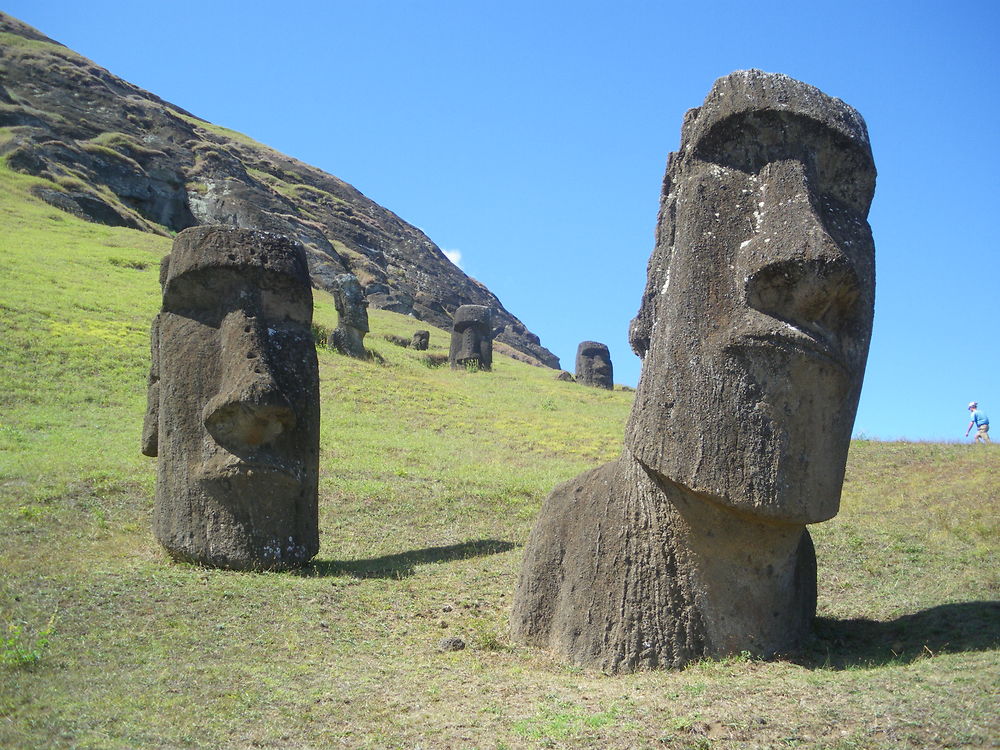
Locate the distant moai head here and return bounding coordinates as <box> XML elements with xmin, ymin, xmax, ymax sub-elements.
<box><xmin>142</xmin><ymin>226</ymin><xmax>320</xmax><ymax>570</ymax></box>
<box><xmin>625</xmin><ymin>70</ymin><xmax>876</xmax><ymax>525</ymax></box>
<box><xmin>575</xmin><ymin>341</ymin><xmax>613</xmax><ymax>390</ymax></box>
<box><xmin>411</xmin><ymin>330</ymin><xmax>430</xmax><ymax>350</ymax></box>
<box><xmin>332</xmin><ymin>273</ymin><xmax>368</xmax><ymax>332</ymax></box>
<box><xmin>449</xmin><ymin>305</ymin><xmax>493</xmax><ymax>371</ymax></box>
<box><xmin>328</xmin><ymin>273</ymin><xmax>369</xmax><ymax>358</ymax></box>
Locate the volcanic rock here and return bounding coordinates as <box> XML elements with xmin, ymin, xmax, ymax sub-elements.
<box><xmin>0</xmin><ymin>11</ymin><xmax>559</xmax><ymax>368</ymax></box>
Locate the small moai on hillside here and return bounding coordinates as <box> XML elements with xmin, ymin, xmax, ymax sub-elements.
<box><xmin>511</xmin><ymin>70</ymin><xmax>877</xmax><ymax>671</ymax></box>
<box><xmin>575</xmin><ymin>341</ymin><xmax>613</xmax><ymax>389</ymax></box>
<box><xmin>328</xmin><ymin>273</ymin><xmax>369</xmax><ymax>358</ymax></box>
<box><xmin>449</xmin><ymin>305</ymin><xmax>493</xmax><ymax>371</ymax></box>
<box><xmin>142</xmin><ymin>225</ymin><xmax>320</xmax><ymax>570</ymax></box>
<box><xmin>411</xmin><ymin>330</ymin><xmax>430</xmax><ymax>350</ymax></box>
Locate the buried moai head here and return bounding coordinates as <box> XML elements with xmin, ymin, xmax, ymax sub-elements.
<box><xmin>449</xmin><ymin>305</ymin><xmax>493</xmax><ymax>371</ymax></box>
<box><xmin>142</xmin><ymin>226</ymin><xmax>320</xmax><ymax>570</ymax></box>
<box><xmin>575</xmin><ymin>341</ymin><xmax>613</xmax><ymax>390</ymax></box>
<box><xmin>410</xmin><ymin>330</ymin><xmax>430</xmax><ymax>351</ymax></box>
<box><xmin>626</xmin><ymin>69</ymin><xmax>876</xmax><ymax>524</ymax></box>
<box><xmin>328</xmin><ymin>273</ymin><xmax>369</xmax><ymax>358</ymax></box>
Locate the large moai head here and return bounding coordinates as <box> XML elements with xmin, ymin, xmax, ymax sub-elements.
<box><xmin>142</xmin><ymin>226</ymin><xmax>320</xmax><ymax>570</ymax></box>
<box><xmin>575</xmin><ymin>341</ymin><xmax>613</xmax><ymax>390</ymax></box>
<box><xmin>449</xmin><ymin>305</ymin><xmax>493</xmax><ymax>371</ymax></box>
<box><xmin>626</xmin><ymin>70</ymin><xmax>876</xmax><ymax>525</ymax></box>
<box><xmin>328</xmin><ymin>273</ymin><xmax>369</xmax><ymax>358</ymax></box>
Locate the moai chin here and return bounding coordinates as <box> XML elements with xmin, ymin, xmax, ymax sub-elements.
<box><xmin>449</xmin><ymin>305</ymin><xmax>493</xmax><ymax>371</ymax></box>
<box><xmin>511</xmin><ymin>70</ymin><xmax>876</xmax><ymax>672</ymax></box>
<box><xmin>575</xmin><ymin>341</ymin><xmax>613</xmax><ymax>389</ymax></box>
<box><xmin>410</xmin><ymin>330</ymin><xmax>430</xmax><ymax>351</ymax></box>
<box><xmin>142</xmin><ymin>225</ymin><xmax>320</xmax><ymax>570</ymax></box>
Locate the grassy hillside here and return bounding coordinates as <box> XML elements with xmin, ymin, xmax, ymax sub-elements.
<box><xmin>0</xmin><ymin>154</ymin><xmax>997</xmax><ymax>749</ymax></box>
<box><xmin>0</xmin><ymin>10</ymin><xmax>560</xmax><ymax>368</ymax></box>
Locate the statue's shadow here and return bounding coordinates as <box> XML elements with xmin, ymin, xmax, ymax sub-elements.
<box><xmin>298</xmin><ymin>539</ymin><xmax>517</xmax><ymax>579</ymax></box>
<box><xmin>797</xmin><ymin>601</ymin><xmax>1000</xmax><ymax>669</ymax></box>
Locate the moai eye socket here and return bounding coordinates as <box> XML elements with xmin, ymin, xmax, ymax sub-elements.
<box><xmin>693</xmin><ymin>112</ymin><xmax>875</xmax><ymax>214</ymax></box>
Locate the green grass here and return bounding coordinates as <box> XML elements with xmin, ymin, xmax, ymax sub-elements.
<box><xmin>0</xmin><ymin>157</ymin><xmax>997</xmax><ymax>749</ymax></box>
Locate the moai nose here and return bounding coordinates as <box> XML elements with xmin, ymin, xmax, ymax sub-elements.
<box><xmin>742</xmin><ymin>160</ymin><xmax>862</xmax><ymax>341</ymax></box>
<box><xmin>203</xmin><ymin>310</ymin><xmax>296</xmax><ymax>449</ymax></box>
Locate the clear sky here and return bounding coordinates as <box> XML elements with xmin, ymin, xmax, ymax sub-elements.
<box><xmin>6</xmin><ymin>0</ymin><xmax>998</xmax><ymax>441</ymax></box>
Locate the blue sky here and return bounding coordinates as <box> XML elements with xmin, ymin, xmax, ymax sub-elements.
<box><xmin>6</xmin><ymin>0</ymin><xmax>998</xmax><ymax>441</ymax></box>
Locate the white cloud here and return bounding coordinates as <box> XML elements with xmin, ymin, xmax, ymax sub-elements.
<box><xmin>443</xmin><ymin>249</ymin><xmax>463</xmax><ymax>269</ymax></box>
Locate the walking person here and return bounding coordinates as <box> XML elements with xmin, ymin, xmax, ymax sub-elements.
<box><xmin>965</xmin><ymin>402</ymin><xmax>991</xmax><ymax>443</ymax></box>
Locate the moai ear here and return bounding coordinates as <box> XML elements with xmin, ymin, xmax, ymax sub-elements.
<box><xmin>158</xmin><ymin>253</ymin><xmax>171</xmax><ymax>290</ymax></box>
<box><xmin>141</xmin><ymin>313</ymin><xmax>161</xmax><ymax>457</ymax></box>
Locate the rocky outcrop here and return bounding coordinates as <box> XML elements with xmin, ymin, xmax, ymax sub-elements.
<box><xmin>0</xmin><ymin>12</ymin><xmax>559</xmax><ymax>368</ymax></box>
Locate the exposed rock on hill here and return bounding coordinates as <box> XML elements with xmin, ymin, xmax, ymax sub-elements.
<box><xmin>0</xmin><ymin>12</ymin><xmax>559</xmax><ymax>368</ymax></box>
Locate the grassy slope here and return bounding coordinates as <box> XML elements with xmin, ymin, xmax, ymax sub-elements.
<box><xmin>0</xmin><ymin>154</ymin><xmax>996</xmax><ymax>749</ymax></box>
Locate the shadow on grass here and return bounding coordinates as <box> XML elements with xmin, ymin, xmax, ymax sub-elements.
<box><xmin>797</xmin><ymin>601</ymin><xmax>1000</xmax><ymax>669</ymax></box>
<box><xmin>297</xmin><ymin>539</ymin><xmax>517</xmax><ymax>579</ymax></box>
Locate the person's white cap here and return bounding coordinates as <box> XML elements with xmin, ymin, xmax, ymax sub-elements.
<box><xmin>968</xmin><ymin>402</ymin><xmax>978</xmax><ymax>408</ymax></box>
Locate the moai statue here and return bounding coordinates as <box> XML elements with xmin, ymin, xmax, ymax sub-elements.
<box><xmin>142</xmin><ymin>226</ymin><xmax>320</xmax><ymax>570</ymax></box>
<box><xmin>575</xmin><ymin>341</ymin><xmax>613</xmax><ymax>389</ymax></box>
<box><xmin>411</xmin><ymin>330</ymin><xmax>430</xmax><ymax>351</ymax></box>
<box><xmin>511</xmin><ymin>70</ymin><xmax>876</xmax><ymax>672</ymax></box>
<box><xmin>449</xmin><ymin>305</ymin><xmax>493</xmax><ymax>371</ymax></box>
<box><xmin>328</xmin><ymin>273</ymin><xmax>369</xmax><ymax>358</ymax></box>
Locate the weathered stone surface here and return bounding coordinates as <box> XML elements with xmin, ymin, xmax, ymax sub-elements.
<box><xmin>327</xmin><ymin>273</ymin><xmax>369</xmax><ymax>359</ymax></box>
<box><xmin>411</xmin><ymin>330</ymin><xmax>430</xmax><ymax>350</ymax></box>
<box><xmin>511</xmin><ymin>70</ymin><xmax>876</xmax><ymax>671</ymax></box>
<box><xmin>449</xmin><ymin>305</ymin><xmax>493</xmax><ymax>371</ymax></box>
<box><xmin>143</xmin><ymin>225</ymin><xmax>320</xmax><ymax>570</ymax></box>
<box><xmin>555</xmin><ymin>370</ymin><xmax>575</xmax><ymax>382</ymax></box>
<box><xmin>0</xmin><ymin>11</ymin><xmax>560</xmax><ymax>369</ymax></box>
<box><xmin>575</xmin><ymin>341</ymin><xmax>613</xmax><ymax>390</ymax></box>
<box><xmin>383</xmin><ymin>334</ymin><xmax>411</xmax><ymax>348</ymax></box>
